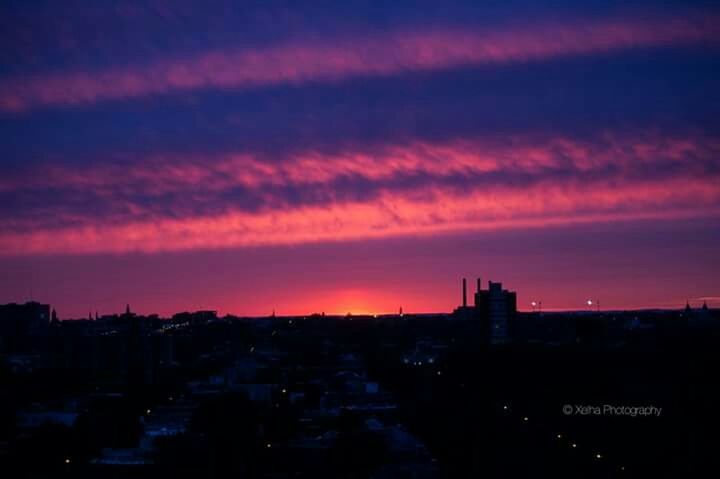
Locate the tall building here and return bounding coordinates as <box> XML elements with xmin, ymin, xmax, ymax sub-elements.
<box><xmin>475</xmin><ymin>281</ymin><xmax>517</xmax><ymax>344</ymax></box>
<box><xmin>453</xmin><ymin>277</ymin><xmax>517</xmax><ymax>343</ymax></box>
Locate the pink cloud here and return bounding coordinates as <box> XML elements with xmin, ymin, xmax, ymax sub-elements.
<box><xmin>1</xmin><ymin>179</ymin><xmax>719</xmax><ymax>255</ymax></box>
<box><xmin>1</xmin><ymin>132</ymin><xmax>719</xmax><ymax>255</ymax></box>
<box><xmin>3</xmin><ymin>132</ymin><xmax>717</xmax><ymax>193</ymax></box>
<box><xmin>1</xmin><ymin>14</ymin><xmax>717</xmax><ymax>112</ymax></box>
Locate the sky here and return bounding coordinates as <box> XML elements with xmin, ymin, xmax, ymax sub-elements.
<box><xmin>1</xmin><ymin>0</ymin><xmax>719</xmax><ymax>318</ymax></box>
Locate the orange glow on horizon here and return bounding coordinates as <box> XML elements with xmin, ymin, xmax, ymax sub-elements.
<box><xmin>245</xmin><ymin>288</ymin><xmax>424</xmax><ymax>317</ymax></box>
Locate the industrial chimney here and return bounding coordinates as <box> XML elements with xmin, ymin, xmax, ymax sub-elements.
<box><xmin>462</xmin><ymin>278</ymin><xmax>467</xmax><ymax>307</ymax></box>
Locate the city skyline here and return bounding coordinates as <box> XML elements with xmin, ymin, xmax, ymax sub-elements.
<box><xmin>4</xmin><ymin>256</ymin><xmax>717</xmax><ymax>319</ymax></box>
<box><xmin>1</xmin><ymin>1</ymin><xmax>719</xmax><ymax>317</ymax></box>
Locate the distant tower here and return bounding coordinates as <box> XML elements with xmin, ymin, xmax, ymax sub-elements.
<box><xmin>685</xmin><ymin>301</ymin><xmax>692</xmax><ymax>312</ymax></box>
<box><xmin>462</xmin><ymin>278</ymin><xmax>467</xmax><ymax>308</ymax></box>
<box><xmin>702</xmin><ymin>301</ymin><xmax>709</xmax><ymax>311</ymax></box>
<box><xmin>399</xmin><ymin>306</ymin><xmax>403</xmax><ymax>316</ymax></box>
<box><xmin>126</xmin><ymin>304</ymin><xmax>131</xmax><ymax>315</ymax></box>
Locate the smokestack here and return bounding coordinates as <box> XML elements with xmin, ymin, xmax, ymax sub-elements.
<box><xmin>477</xmin><ymin>277</ymin><xmax>481</xmax><ymax>294</ymax></box>
<box><xmin>462</xmin><ymin>278</ymin><xmax>467</xmax><ymax>307</ymax></box>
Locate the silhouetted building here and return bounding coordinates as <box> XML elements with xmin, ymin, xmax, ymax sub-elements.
<box><xmin>171</xmin><ymin>310</ymin><xmax>218</xmax><ymax>325</ymax></box>
<box><xmin>687</xmin><ymin>300</ymin><xmax>716</xmax><ymax>330</ymax></box>
<box><xmin>0</xmin><ymin>301</ymin><xmax>50</xmax><ymax>337</ymax></box>
<box><xmin>452</xmin><ymin>278</ymin><xmax>476</xmax><ymax>320</ymax></box>
<box><xmin>476</xmin><ymin>280</ymin><xmax>516</xmax><ymax>343</ymax></box>
<box><xmin>452</xmin><ymin>278</ymin><xmax>517</xmax><ymax>343</ymax></box>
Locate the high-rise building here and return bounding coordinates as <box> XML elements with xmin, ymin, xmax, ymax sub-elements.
<box><xmin>476</xmin><ymin>281</ymin><xmax>517</xmax><ymax>344</ymax></box>
<box><xmin>453</xmin><ymin>277</ymin><xmax>517</xmax><ymax>343</ymax></box>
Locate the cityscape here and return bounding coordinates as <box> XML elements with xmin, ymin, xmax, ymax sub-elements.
<box><xmin>2</xmin><ymin>1</ymin><xmax>720</xmax><ymax>477</ymax></box>
<box><xmin>1</xmin><ymin>281</ymin><xmax>719</xmax><ymax>477</ymax></box>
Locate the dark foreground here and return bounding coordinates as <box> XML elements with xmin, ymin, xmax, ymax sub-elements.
<box><xmin>2</xmin><ymin>307</ymin><xmax>719</xmax><ymax>478</ymax></box>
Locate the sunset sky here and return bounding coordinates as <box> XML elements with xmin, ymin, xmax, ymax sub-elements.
<box><xmin>1</xmin><ymin>0</ymin><xmax>719</xmax><ymax>317</ymax></box>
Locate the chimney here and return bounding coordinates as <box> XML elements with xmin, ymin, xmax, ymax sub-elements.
<box><xmin>477</xmin><ymin>277</ymin><xmax>481</xmax><ymax>294</ymax></box>
<box><xmin>462</xmin><ymin>278</ymin><xmax>467</xmax><ymax>307</ymax></box>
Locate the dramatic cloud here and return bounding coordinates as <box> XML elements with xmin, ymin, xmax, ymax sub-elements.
<box><xmin>2</xmin><ymin>133</ymin><xmax>718</xmax><ymax>254</ymax></box>
<box><xmin>1</xmin><ymin>14</ymin><xmax>718</xmax><ymax>112</ymax></box>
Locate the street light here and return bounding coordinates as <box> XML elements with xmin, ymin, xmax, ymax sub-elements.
<box><xmin>587</xmin><ymin>299</ymin><xmax>600</xmax><ymax>312</ymax></box>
